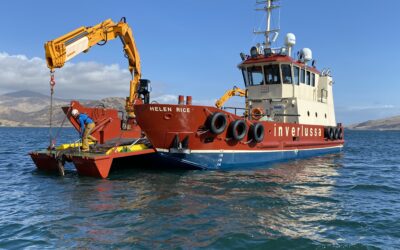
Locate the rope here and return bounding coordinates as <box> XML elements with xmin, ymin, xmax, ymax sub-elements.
<box><xmin>52</xmin><ymin>106</ymin><xmax>72</xmax><ymax>145</ymax></box>
<box><xmin>48</xmin><ymin>70</ymin><xmax>56</xmax><ymax>149</ymax></box>
<box><xmin>129</xmin><ymin>138</ymin><xmax>141</xmax><ymax>147</ymax></box>
<box><xmin>48</xmin><ymin>71</ymin><xmax>73</xmax><ymax>149</ymax></box>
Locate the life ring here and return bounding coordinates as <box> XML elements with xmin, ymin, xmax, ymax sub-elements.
<box><xmin>250</xmin><ymin>123</ymin><xmax>265</xmax><ymax>143</ymax></box>
<box><xmin>228</xmin><ymin>120</ymin><xmax>247</xmax><ymax>141</ymax></box>
<box><xmin>251</xmin><ymin>108</ymin><xmax>263</xmax><ymax>120</ymax></box>
<box><xmin>206</xmin><ymin>112</ymin><xmax>227</xmax><ymax>135</ymax></box>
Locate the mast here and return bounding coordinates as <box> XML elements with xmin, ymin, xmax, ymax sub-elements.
<box><xmin>254</xmin><ymin>0</ymin><xmax>280</xmax><ymax>48</ymax></box>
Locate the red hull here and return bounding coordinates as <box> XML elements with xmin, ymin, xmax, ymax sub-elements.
<box><xmin>135</xmin><ymin>104</ymin><xmax>344</xmax><ymax>153</ymax></box>
<box><xmin>62</xmin><ymin>100</ymin><xmax>142</xmax><ymax>144</ymax></box>
<box><xmin>30</xmin><ymin>100</ymin><xmax>157</xmax><ymax>178</ymax></box>
<box><xmin>30</xmin><ymin>149</ymin><xmax>155</xmax><ymax>178</ymax></box>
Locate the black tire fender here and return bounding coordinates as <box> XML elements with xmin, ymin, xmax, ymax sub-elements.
<box><xmin>229</xmin><ymin>120</ymin><xmax>247</xmax><ymax>141</ymax></box>
<box><xmin>250</xmin><ymin>123</ymin><xmax>265</xmax><ymax>143</ymax></box>
<box><xmin>334</xmin><ymin>127</ymin><xmax>340</xmax><ymax>140</ymax></box>
<box><xmin>206</xmin><ymin>112</ymin><xmax>228</xmax><ymax>135</ymax></box>
<box><xmin>337</xmin><ymin>127</ymin><xmax>343</xmax><ymax>140</ymax></box>
<box><xmin>324</xmin><ymin>127</ymin><xmax>330</xmax><ymax>138</ymax></box>
<box><xmin>328</xmin><ymin>127</ymin><xmax>335</xmax><ymax>140</ymax></box>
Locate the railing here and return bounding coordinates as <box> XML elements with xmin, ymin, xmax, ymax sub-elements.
<box><xmin>274</xmin><ymin>114</ymin><xmax>300</xmax><ymax>117</ymax></box>
<box><xmin>222</xmin><ymin>107</ymin><xmax>247</xmax><ymax>116</ymax></box>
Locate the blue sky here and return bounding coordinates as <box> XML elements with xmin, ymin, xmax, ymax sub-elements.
<box><xmin>0</xmin><ymin>0</ymin><xmax>399</xmax><ymax>124</ymax></box>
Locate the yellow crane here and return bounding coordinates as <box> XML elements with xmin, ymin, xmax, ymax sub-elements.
<box><xmin>215</xmin><ymin>86</ymin><xmax>247</xmax><ymax>109</ymax></box>
<box><xmin>44</xmin><ymin>17</ymin><xmax>141</xmax><ymax>118</ymax></box>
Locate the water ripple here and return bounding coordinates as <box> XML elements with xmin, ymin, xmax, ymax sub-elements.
<box><xmin>0</xmin><ymin>128</ymin><xmax>399</xmax><ymax>249</ymax></box>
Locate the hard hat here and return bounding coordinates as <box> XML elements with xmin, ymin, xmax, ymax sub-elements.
<box><xmin>71</xmin><ymin>109</ymin><xmax>79</xmax><ymax>116</ymax></box>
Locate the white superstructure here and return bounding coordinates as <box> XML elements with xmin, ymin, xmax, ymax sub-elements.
<box><xmin>239</xmin><ymin>0</ymin><xmax>337</xmax><ymax>127</ymax></box>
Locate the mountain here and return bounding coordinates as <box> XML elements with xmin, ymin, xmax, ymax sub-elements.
<box><xmin>0</xmin><ymin>90</ymin><xmax>67</xmax><ymax>113</ymax></box>
<box><xmin>348</xmin><ymin>115</ymin><xmax>400</xmax><ymax>130</ymax></box>
<box><xmin>4</xmin><ymin>90</ymin><xmax>398</xmax><ymax>130</ymax></box>
<box><xmin>2</xmin><ymin>90</ymin><xmax>49</xmax><ymax>98</ymax></box>
<box><xmin>0</xmin><ymin>90</ymin><xmax>125</xmax><ymax>127</ymax></box>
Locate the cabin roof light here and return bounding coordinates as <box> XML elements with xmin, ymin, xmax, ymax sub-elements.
<box><xmin>250</xmin><ymin>46</ymin><xmax>259</xmax><ymax>58</ymax></box>
<box><xmin>264</xmin><ymin>48</ymin><xmax>273</xmax><ymax>56</ymax></box>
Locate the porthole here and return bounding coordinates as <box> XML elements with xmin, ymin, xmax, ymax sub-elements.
<box><xmin>307</xmin><ymin>111</ymin><xmax>310</xmax><ymax>117</ymax></box>
<box><xmin>315</xmin><ymin>112</ymin><xmax>318</xmax><ymax>118</ymax></box>
<box><xmin>325</xmin><ymin>113</ymin><xmax>327</xmax><ymax>119</ymax></box>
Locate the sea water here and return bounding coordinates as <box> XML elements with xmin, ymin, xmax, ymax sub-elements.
<box><xmin>0</xmin><ymin>127</ymin><xmax>399</xmax><ymax>249</ymax></box>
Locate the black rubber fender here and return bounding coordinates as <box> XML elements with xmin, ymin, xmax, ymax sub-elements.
<box><xmin>228</xmin><ymin>120</ymin><xmax>247</xmax><ymax>141</ymax></box>
<box><xmin>324</xmin><ymin>127</ymin><xmax>330</xmax><ymax>138</ymax></box>
<box><xmin>334</xmin><ymin>127</ymin><xmax>340</xmax><ymax>140</ymax></box>
<box><xmin>337</xmin><ymin>127</ymin><xmax>343</xmax><ymax>140</ymax></box>
<box><xmin>206</xmin><ymin>112</ymin><xmax>228</xmax><ymax>135</ymax></box>
<box><xmin>250</xmin><ymin>123</ymin><xmax>265</xmax><ymax>143</ymax></box>
<box><xmin>329</xmin><ymin>127</ymin><xmax>335</xmax><ymax>140</ymax></box>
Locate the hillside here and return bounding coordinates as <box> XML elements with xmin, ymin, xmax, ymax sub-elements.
<box><xmin>0</xmin><ymin>90</ymin><xmax>125</xmax><ymax>127</ymax></box>
<box><xmin>348</xmin><ymin>115</ymin><xmax>400</xmax><ymax>130</ymax></box>
<box><xmin>2</xmin><ymin>90</ymin><xmax>399</xmax><ymax>130</ymax></box>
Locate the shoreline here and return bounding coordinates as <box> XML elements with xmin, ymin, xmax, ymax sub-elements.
<box><xmin>1</xmin><ymin>126</ymin><xmax>399</xmax><ymax>131</ymax></box>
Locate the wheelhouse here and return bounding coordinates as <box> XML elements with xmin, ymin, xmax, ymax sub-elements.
<box><xmin>241</xmin><ymin>60</ymin><xmax>318</xmax><ymax>87</ymax></box>
<box><xmin>237</xmin><ymin>54</ymin><xmax>336</xmax><ymax>126</ymax></box>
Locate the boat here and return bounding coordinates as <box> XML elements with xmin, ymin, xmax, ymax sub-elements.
<box><xmin>30</xmin><ymin>99</ymin><xmax>156</xmax><ymax>178</ymax></box>
<box><xmin>134</xmin><ymin>0</ymin><xmax>344</xmax><ymax>170</ymax></box>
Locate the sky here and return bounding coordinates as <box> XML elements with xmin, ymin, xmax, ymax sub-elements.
<box><xmin>0</xmin><ymin>0</ymin><xmax>399</xmax><ymax>124</ymax></box>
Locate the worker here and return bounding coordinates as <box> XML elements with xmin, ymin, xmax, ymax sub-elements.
<box><xmin>260</xmin><ymin>114</ymin><xmax>274</xmax><ymax>122</ymax></box>
<box><xmin>71</xmin><ymin>109</ymin><xmax>97</xmax><ymax>152</ymax></box>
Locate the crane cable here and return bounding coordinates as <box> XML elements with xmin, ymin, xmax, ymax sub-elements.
<box><xmin>48</xmin><ymin>70</ymin><xmax>56</xmax><ymax>150</ymax></box>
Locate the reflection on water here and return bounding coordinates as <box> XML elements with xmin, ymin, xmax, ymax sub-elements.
<box><xmin>61</xmin><ymin>154</ymin><xmax>344</xmax><ymax>248</ymax></box>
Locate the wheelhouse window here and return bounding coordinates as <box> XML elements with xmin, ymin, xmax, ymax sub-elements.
<box><xmin>281</xmin><ymin>64</ymin><xmax>292</xmax><ymax>84</ymax></box>
<box><xmin>311</xmin><ymin>73</ymin><xmax>316</xmax><ymax>87</ymax></box>
<box><xmin>242</xmin><ymin>68</ymin><xmax>249</xmax><ymax>86</ymax></box>
<box><xmin>293</xmin><ymin>66</ymin><xmax>300</xmax><ymax>85</ymax></box>
<box><xmin>306</xmin><ymin>71</ymin><xmax>311</xmax><ymax>85</ymax></box>
<box><xmin>246</xmin><ymin>66</ymin><xmax>264</xmax><ymax>86</ymax></box>
<box><xmin>300</xmin><ymin>68</ymin><xmax>305</xmax><ymax>84</ymax></box>
<box><xmin>264</xmin><ymin>64</ymin><xmax>281</xmax><ymax>84</ymax></box>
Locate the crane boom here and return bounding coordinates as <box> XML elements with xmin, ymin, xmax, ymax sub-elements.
<box><xmin>215</xmin><ymin>86</ymin><xmax>247</xmax><ymax>109</ymax></box>
<box><xmin>44</xmin><ymin>18</ymin><xmax>141</xmax><ymax>117</ymax></box>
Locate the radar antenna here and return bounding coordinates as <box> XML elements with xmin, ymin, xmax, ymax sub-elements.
<box><xmin>253</xmin><ymin>0</ymin><xmax>280</xmax><ymax>48</ymax></box>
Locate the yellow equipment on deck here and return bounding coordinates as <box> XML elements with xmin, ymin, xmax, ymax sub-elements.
<box><xmin>215</xmin><ymin>86</ymin><xmax>247</xmax><ymax>109</ymax></box>
<box><xmin>55</xmin><ymin>141</ymin><xmax>149</xmax><ymax>156</ymax></box>
<box><xmin>56</xmin><ymin>141</ymin><xmax>94</xmax><ymax>151</ymax></box>
<box><xmin>105</xmin><ymin>143</ymin><xmax>148</xmax><ymax>155</ymax></box>
<box><xmin>44</xmin><ymin>17</ymin><xmax>141</xmax><ymax>118</ymax></box>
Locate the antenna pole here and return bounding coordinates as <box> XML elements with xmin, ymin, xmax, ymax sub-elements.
<box><xmin>254</xmin><ymin>0</ymin><xmax>280</xmax><ymax>48</ymax></box>
<box><xmin>266</xmin><ymin>0</ymin><xmax>271</xmax><ymax>47</ymax></box>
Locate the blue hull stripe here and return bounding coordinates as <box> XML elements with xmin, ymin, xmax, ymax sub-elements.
<box><xmin>158</xmin><ymin>146</ymin><xmax>343</xmax><ymax>170</ymax></box>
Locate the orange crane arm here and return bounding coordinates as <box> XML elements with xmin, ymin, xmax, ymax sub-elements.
<box><xmin>215</xmin><ymin>86</ymin><xmax>247</xmax><ymax>108</ymax></box>
<box><xmin>44</xmin><ymin>17</ymin><xmax>140</xmax><ymax>117</ymax></box>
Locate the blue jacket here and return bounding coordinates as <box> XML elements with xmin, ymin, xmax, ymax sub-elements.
<box><xmin>78</xmin><ymin>113</ymin><xmax>94</xmax><ymax>137</ymax></box>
